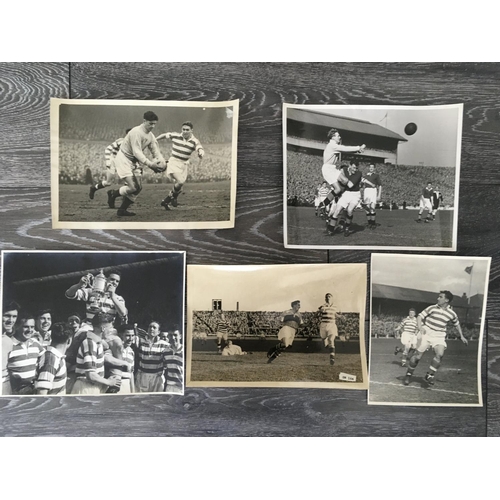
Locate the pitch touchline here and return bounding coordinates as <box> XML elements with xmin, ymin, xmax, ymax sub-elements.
<box><xmin>370</xmin><ymin>381</ymin><xmax>477</xmax><ymax>397</ymax></box>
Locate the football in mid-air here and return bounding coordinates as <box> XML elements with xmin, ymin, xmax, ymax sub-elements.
<box><xmin>404</xmin><ymin>122</ymin><xmax>418</xmax><ymax>135</ymax></box>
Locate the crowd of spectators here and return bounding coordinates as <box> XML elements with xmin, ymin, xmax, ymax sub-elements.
<box><xmin>287</xmin><ymin>150</ymin><xmax>456</xmax><ymax>208</ymax></box>
<box><xmin>58</xmin><ymin>140</ymin><xmax>232</xmax><ymax>184</ymax></box>
<box><xmin>60</xmin><ymin>112</ymin><xmax>233</xmax><ymax>145</ymax></box>
<box><xmin>371</xmin><ymin>312</ymin><xmax>480</xmax><ymax>340</ymax></box>
<box><xmin>193</xmin><ymin>310</ymin><xmax>360</xmax><ymax>338</ymax></box>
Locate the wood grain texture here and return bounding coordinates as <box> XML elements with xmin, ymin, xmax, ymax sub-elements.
<box><xmin>0</xmin><ymin>63</ymin><xmax>69</xmax><ymax>188</ymax></box>
<box><xmin>0</xmin><ymin>62</ymin><xmax>499</xmax><ymax>436</ymax></box>
<box><xmin>0</xmin><ymin>387</ymin><xmax>485</xmax><ymax>437</ymax></box>
<box><xmin>487</xmin><ymin>320</ymin><xmax>500</xmax><ymax>436</ymax></box>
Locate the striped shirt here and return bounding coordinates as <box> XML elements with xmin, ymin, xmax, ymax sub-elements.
<box><xmin>105</xmin><ymin>137</ymin><xmax>124</xmax><ymax>167</ymax></box>
<box><xmin>67</xmin><ymin>288</ymin><xmax>126</xmax><ymax>322</ymax></box>
<box><xmin>419</xmin><ymin>304</ymin><xmax>459</xmax><ymax>337</ymax></box>
<box><xmin>281</xmin><ymin>309</ymin><xmax>303</xmax><ymax>330</ymax></box>
<box><xmin>136</xmin><ymin>335</ymin><xmax>170</xmax><ymax>374</ymax></box>
<box><xmin>398</xmin><ymin>316</ymin><xmax>418</xmax><ymax>336</ymax></box>
<box><xmin>316</xmin><ymin>184</ymin><xmax>330</xmax><ymax>199</ymax></box>
<box><xmin>35</xmin><ymin>346</ymin><xmax>67</xmax><ymax>394</ymax></box>
<box><xmin>163</xmin><ymin>346</ymin><xmax>183</xmax><ymax>391</ymax></box>
<box><xmin>165</xmin><ymin>132</ymin><xmax>203</xmax><ymax>162</ymax></box>
<box><xmin>319</xmin><ymin>303</ymin><xmax>338</xmax><ymax>323</ymax></box>
<box><xmin>33</xmin><ymin>330</ymin><xmax>51</xmax><ymax>348</ymax></box>
<box><xmin>120</xmin><ymin>125</ymin><xmax>162</xmax><ymax>165</ymax></box>
<box><xmin>7</xmin><ymin>338</ymin><xmax>44</xmax><ymax>392</ymax></box>
<box><xmin>121</xmin><ymin>346</ymin><xmax>135</xmax><ymax>380</ymax></box>
<box><xmin>216</xmin><ymin>320</ymin><xmax>230</xmax><ymax>334</ymax></box>
<box><xmin>75</xmin><ymin>338</ymin><xmax>105</xmax><ymax>379</ymax></box>
<box><xmin>2</xmin><ymin>334</ymin><xmax>13</xmax><ymax>385</ymax></box>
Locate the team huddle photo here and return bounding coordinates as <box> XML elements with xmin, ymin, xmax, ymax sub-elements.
<box><xmin>186</xmin><ymin>263</ymin><xmax>368</xmax><ymax>389</ymax></box>
<box><xmin>1</xmin><ymin>251</ymin><xmax>186</xmax><ymax>397</ymax></box>
<box><xmin>50</xmin><ymin>98</ymin><xmax>238</xmax><ymax>230</ymax></box>
<box><xmin>283</xmin><ymin>103</ymin><xmax>462</xmax><ymax>250</ymax></box>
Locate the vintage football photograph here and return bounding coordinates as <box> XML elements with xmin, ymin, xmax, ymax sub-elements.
<box><xmin>1</xmin><ymin>251</ymin><xmax>185</xmax><ymax>396</ymax></box>
<box><xmin>283</xmin><ymin>103</ymin><xmax>463</xmax><ymax>250</ymax></box>
<box><xmin>368</xmin><ymin>254</ymin><xmax>490</xmax><ymax>407</ymax></box>
<box><xmin>186</xmin><ymin>263</ymin><xmax>368</xmax><ymax>389</ymax></box>
<box><xmin>51</xmin><ymin>98</ymin><xmax>238</xmax><ymax>229</ymax></box>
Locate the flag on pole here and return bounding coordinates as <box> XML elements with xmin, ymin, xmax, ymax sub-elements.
<box><xmin>465</xmin><ymin>265</ymin><xmax>473</xmax><ymax>274</ymax></box>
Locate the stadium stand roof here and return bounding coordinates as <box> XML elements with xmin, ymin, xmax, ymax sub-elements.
<box><xmin>287</xmin><ymin>108</ymin><xmax>408</xmax><ymax>142</ymax></box>
<box><xmin>372</xmin><ymin>284</ymin><xmax>482</xmax><ymax>309</ymax></box>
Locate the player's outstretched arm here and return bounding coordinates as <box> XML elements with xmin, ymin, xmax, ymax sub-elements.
<box><xmin>65</xmin><ymin>275</ymin><xmax>90</xmax><ymax>299</ymax></box>
<box><xmin>336</xmin><ymin>144</ymin><xmax>365</xmax><ymax>153</ymax></box>
<box><xmin>456</xmin><ymin>324</ymin><xmax>468</xmax><ymax>345</ymax></box>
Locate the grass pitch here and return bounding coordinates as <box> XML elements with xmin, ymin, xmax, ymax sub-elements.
<box><xmin>59</xmin><ymin>181</ymin><xmax>231</xmax><ymax>223</ymax></box>
<box><xmin>369</xmin><ymin>338</ymin><xmax>480</xmax><ymax>405</ymax></box>
<box><xmin>286</xmin><ymin>206</ymin><xmax>453</xmax><ymax>248</ymax></box>
<box><xmin>190</xmin><ymin>350</ymin><xmax>364</xmax><ymax>384</ymax></box>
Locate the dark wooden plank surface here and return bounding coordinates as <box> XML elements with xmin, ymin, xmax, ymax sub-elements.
<box><xmin>488</xmin><ymin>320</ymin><xmax>500</xmax><ymax>436</ymax></box>
<box><xmin>0</xmin><ymin>62</ymin><xmax>498</xmax><ymax>436</ymax></box>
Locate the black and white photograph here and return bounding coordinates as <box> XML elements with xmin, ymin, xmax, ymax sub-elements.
<box><xmin>51</xmin><ymin>98</ymin><xmax>238</xmax><ymax>229</ymax></box>
<box><xmin>1</xmin><ymin>250</ymin><xmax>186</xmax><ymax>396</ymax></box>
<box><xmin>283</xmin><ymin>103</ymin><xmax>463</xmax><ymax>250</ymax></box>
<box><xmin>369</xmin><ymin>254</ymin><xmax>490</xmax><ymax>406</ymax></box>
<box><xmin>186</xmin><ymin>264</ymin><xmax>368</xmax><ymax>389</ymax></box>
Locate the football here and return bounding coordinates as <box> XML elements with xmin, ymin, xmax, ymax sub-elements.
<box><xmin>404</xmin><ymin>122</ymin><xmax>418</xmax><ymax>135</ymax></box>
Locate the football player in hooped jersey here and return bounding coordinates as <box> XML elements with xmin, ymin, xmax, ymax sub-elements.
<box><xmin>89</xmin><ymin>128</ymin><xmax>132</xmax><ymax>201</ymax></box>
<box><xmin>267</xmin><ymin>300</ymin><xmax>303</xmax><ymax>363</ymax></box>
<box><xmin>318</xmin><ymin>293</ymin><xmax>341</xmax><ymax>366</ymax></box>
<box><xmin>157</xmin><ymin>121</ymin><xmax>204</xmax><ymax>210</ymax></box>
<box><xmin>404</xmin><ymin>291</ymin><xmax>468</xmax><ymax>387</ymax></box>
<box><xmin>394</xmin><ymin>308</ymin><xmax>419</xmax><ymax>367</ymax></box>
<box><xmin>65</xmin><ymin>269</ymin><xmax>128</xmax><ymax>325</ymax></box>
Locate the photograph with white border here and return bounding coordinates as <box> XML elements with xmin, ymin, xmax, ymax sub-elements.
<box><xmin>1</xmin><ymin>250</ymin><xmax>186</xmax><ymax>396</ymax></box>
<box><xmin>51</xmin><ymin>98</ymin><xmax>238</xmax><ymax>229</ymax></box>
<box><xmin>283</xmin><ymin>103</ymin><xmax>463</xmax><ymax>250</ymax></box>
<box><xmin>186</xmin><ymin>263</ymin><xmax>368</xmax><ymax>389</ymax></box>
<box><xmin>368</xmin><ymin>254</ymin><xmax>490</xmax><ymax>407</ymax></box>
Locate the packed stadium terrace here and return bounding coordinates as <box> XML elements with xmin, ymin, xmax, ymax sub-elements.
<box><xmin>287</xmin><ymin>151</ymin><xmax>456</xmax><ymax>208</ymax></box>
<box><xmin>371</xmin><ymin>313</ymin><xmax>480</xmax><ymax>340</ymax></box>
<box><xmin>193</xmin><ymin>310</ymin><xmax>360</xmax><ymax>338</ymax></box>
<box><xmin>58</xmin><ymin>141</ymin><xmax>232</xmax><ymax>184</ymax></box>
<box><xmin>59</xmin><ymin>109</ymin><xmax>232</xmax><ymax>145</ymax></box>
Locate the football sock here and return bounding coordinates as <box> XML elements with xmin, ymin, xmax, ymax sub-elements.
<box><xmin>118</xmin><ymin>197</ymin><xmax>133</xmax><ymax>211</ymax></box>
<box><xmin>327</xmin><ymin>217</ymin><xmax>338</xmax><ymax>232</ymax></box>
<box><xmin>430</xmin><ymin>357</ymin><xmax>440</xmax><ymax>372</ymax></box>
<box><xmin>407</xmin><ymin>355</ymin><xmax>419</xmax><ymax>373</ymax></box>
